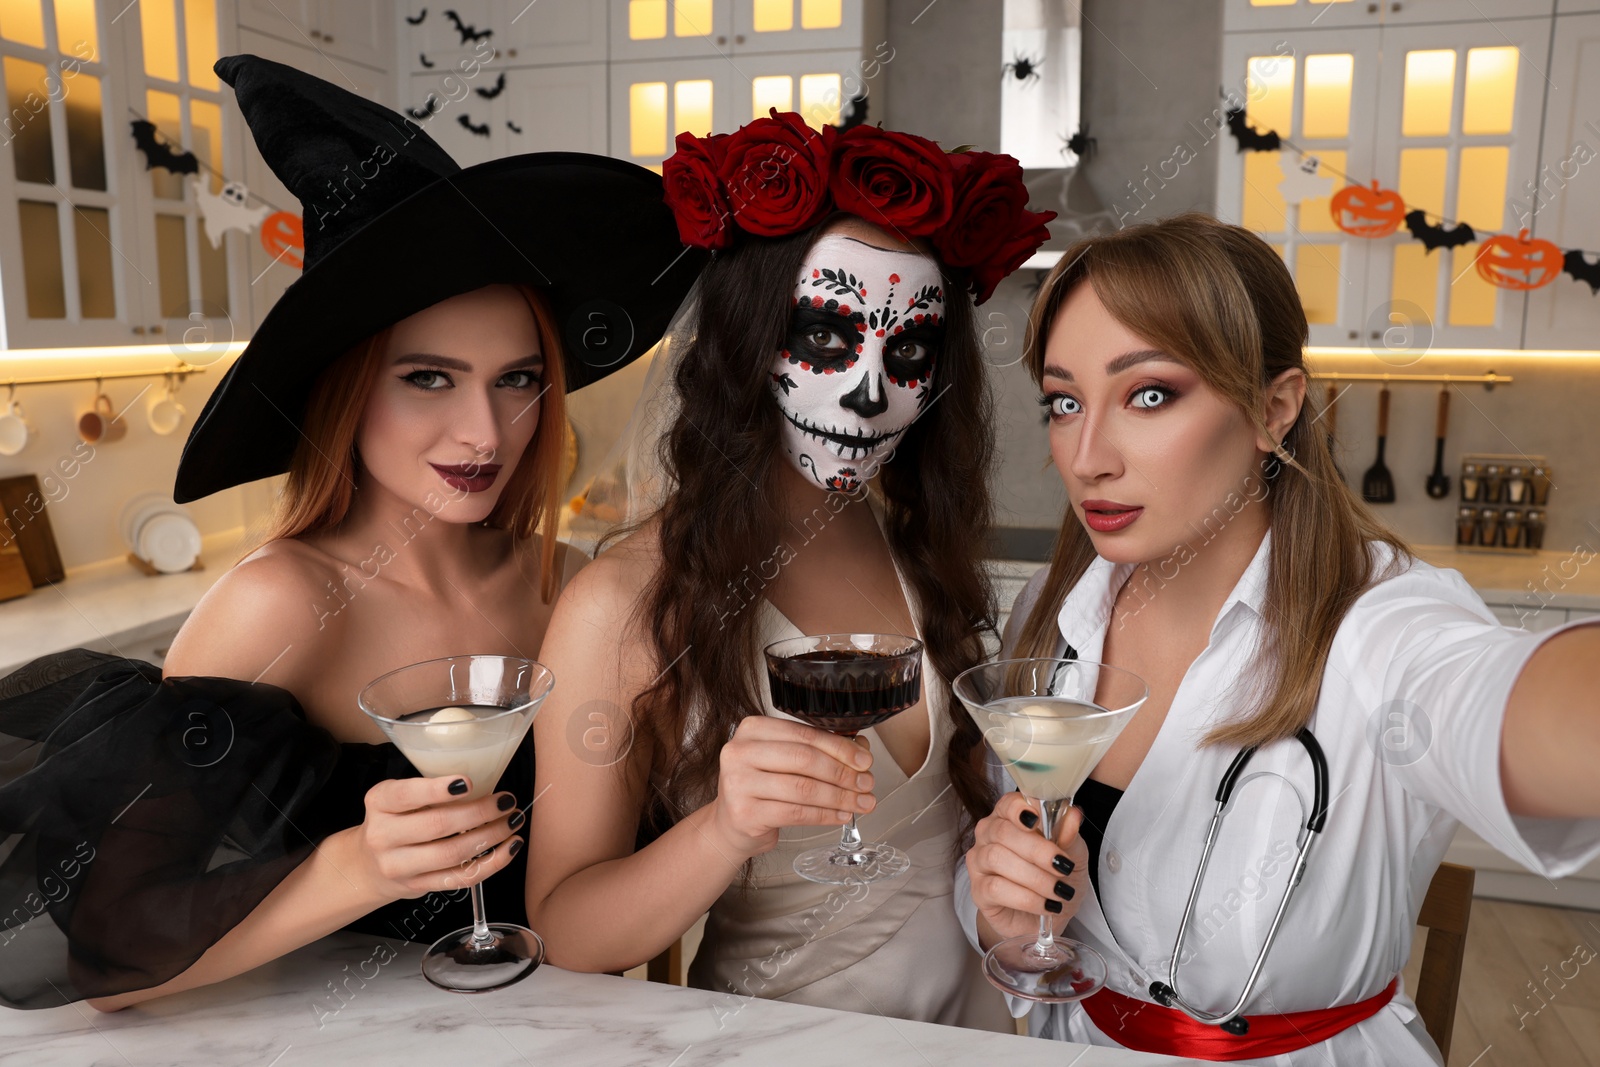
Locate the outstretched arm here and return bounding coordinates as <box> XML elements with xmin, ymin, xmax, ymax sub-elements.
<box><xmin>1500</xmin><ymin>622</ymin><xmax>1600</xmax><ymax>818</ymax></box>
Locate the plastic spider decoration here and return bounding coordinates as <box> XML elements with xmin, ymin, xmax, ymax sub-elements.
<box><xmin>1061</xmin><ymin>124</ymin><xmax>1098</xmax><ymax>161</ymax></box>
<box><xmin>1002</xmin><ymin>52</ymin><xmax>1043</xmax><ymax>85</ymax></box>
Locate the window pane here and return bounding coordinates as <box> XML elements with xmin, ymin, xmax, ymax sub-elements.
<box><xmin>1251</xmin><ymin>0</ymin><xmax>1296</xmax><ymax>6</ymax></box>
<box><xmin>54</xmin><ymin>0</ymin><xmax>97</xmax><ymax>57</ymax></box>
<box><xmin>1295</xmin><ymin>244</ymin><xmax>1343</xmax><ymax>325</ymax></box>
<box><xmin>198</xmin><ymin>217</ymin><xmax>228</xmax><ymax>317</ymax></box>
<box><xmin>1397</xmin><ymin>146</ymin><xmax>1447</xmax><ymax>217</ymax></box>
<box><xmin>1462</xmin><ymin>46</ymin><xmax>1517</xmax><ymax>135</ymax></box>
<box><xmin>0</xmin><ymin>0</ymin><xmax>45</xmax><ymax>47</ymax></box>
<box><xmin>1449</xmin><ymin>244</ymin><xmax>1497</xmax><ymax>326</ymax></box>
<box><xmin>141</xmin><ymin>0</ymin><xmax>179</xmax><ymax>81</ymax></box>
<box><xmin>1391</xmin><ymin>243</ymin><xmax>1437</xmax><ymax>325</ymax></box>
<box><xmin>1297</xmin><ymin>149</ymin><xmax>1345</xmax><ymax>233</ymax></box>
<box><xmin>629</xmin><ymin>82</ymin><xmax>667</xmax><ymax>156</ymax></box>
<box><xmin>1302</xmin><ymin>54</ymin><xmax>1352</xmax><ymax>140</ymax></box>
<box><xmin>154</xmin><ymin>213</ymin><xmax>189</xmax><ymax>318</ymax></box>
<box><xmin>1402</xmin><ymin>50</ymin><xmax>1455</xmax><ymax>137</ymax></box>
<box><xmin>191</xmin><ymin>99</ymin><xmax>223</xmax><ymax>194</ymax></box>
<box><xmin>1456</xmin><ymin>144</ymin><xmax>1508</xmax><ymax>232</ymax></box>
<box><xmin>1241</xmin><ymin>151</ymin><xmax>1286</xmax><ymax>232</ymax></box>
<box><xmin>629</xmin><ymin>0</ymin><xmax>666</xmax><ymax>39</ymax></box>
<box><xmin>17</xmin><ymin>200</ymin><xmax>64</xmax><ymax>318</ymax></box>
<box><xmin>186</xmin><ymin>0</ymin><xmax>218</xmax><ymax>90</ymax></box>
<box><xmin>146</xmin><ymin>89</ymin><xmax>184</xmax><ymax>199</ymax></box>
<box><xmin>675</xmin><ymin>78</ymin><xmax>712</xmax><ymax>136</ymax></box>
<box><xmin>1247</xmin><ymin>55</ymin><xmax>1294</xmax><ymax>137</ymax></box>
<box><xmin>753</xmin><ymin>0</ymin><xmax>793</xmax><ymax>31</ymax></box>
<box><xmin>73</xmin><ymin>204</ymin><xmax>114</xmax><ymax>318</ymax></box>
<box><xmin>64</xmin><ymin>71</ymin><xmax>105</xmax><ymax>190</ymax></box>
<box><xmin>674</xmin><ymin>0</ymin><xmax>713</xmax><ymax>36</ymax></box>
<box><xmin>751</xmin><ymin>74</ymin><xmax>791</xmax><ymax>120</ymax></box>
<box><xmin>799</xmin><ymin>72</ymin><xmax>841</xmax><ymax>127</ymax></box>
<box><xmin>801</xmin><ymin>0</ymin><xmax>841</xmax><ymax>28</ymax></box>
<box><xmin>4</xmin><ymin>57</ymin><xmax>55</xmax><ymax>184</ymax></box>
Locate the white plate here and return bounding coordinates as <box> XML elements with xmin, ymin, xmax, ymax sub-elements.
<box><xmin>137</xmin><ymin>511</ymin><xmax>202</xmax><ymax>573</ymax></box>
<box><xmin>119</xmin><ymin>492</ymin><xmax>183</xmax><ymax>554</ymax></box>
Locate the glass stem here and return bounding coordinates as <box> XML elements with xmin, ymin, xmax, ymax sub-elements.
<box><xmin>838</xmin><ymin>731</ymin><xmax>864</xmax><ymax>853</ymax></box>
<box><xmin>1035</xmin><ymin>796</ymin><xmax>1067</xmax><ymax>952</ymax></box>
<box><xmin>469</xmin><ymin>883</ymin><xmax>494</xmax><ymax>947</ymax></box>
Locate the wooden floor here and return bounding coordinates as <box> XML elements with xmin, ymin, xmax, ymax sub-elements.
<box><xmin>1403</xmin><ymin>897</ymin><xmax>1600</xmax><ymax>1066</ymax></box>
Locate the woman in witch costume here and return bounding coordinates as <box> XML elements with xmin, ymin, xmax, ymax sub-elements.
<box><xmin>0</xmin><ymin>56</ymin><xmax>701</xmax><ymax>1011</ymax></box>
<box><xmin>526</xmin><ymin>112</ymin><xmax>1053</xmax><ymax>1025</ymax></box>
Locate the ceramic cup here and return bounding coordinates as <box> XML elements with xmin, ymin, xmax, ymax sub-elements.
<box><xmin>78</xmin><ymin>392</ymin><xmax>127</xmax><ymax>445</ymax></box>
<box><xmin>0</xmin><ymin>398</ymin><xmax>30</xmax><ymax>456</ymax></box>
<box><xmin>147</xmin><ymin>383</ymin><xmax>185</xmax><ymax>436</ymax></box>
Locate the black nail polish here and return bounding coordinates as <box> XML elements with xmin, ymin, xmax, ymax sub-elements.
<box><xmin>1053</xmin><ymin>855</ymin><xmax>1075</xmax><ymax>876</ymax></box>
<box><xmin>1044</xmin><ymin>898</ymin><xmax>1063</xmax><ymax>914</ymax></box>
<box><xmin>508</xmin><ymin>809</ymin><xmax>526</xmax><ymax>831</ymax></box>
<box><xmin>448</xmin><ymin>779</ymin><xmax>469</xmax><ymax>795</ymax></box>
<box><xmin>508</xmin><ymin>837</ymin><xmax>524</xmax><ymax>858</ymax></box>
<box><xmin>497</xmin><ymin>793</ymin><xmax>516</xmax><ymax>811</ymax></box>
<box><xmin>1019</xmin><ymin>810</ymin><xmax>1038</xmax><ymax>829</ymax></box>
<box><xmin>1055</xmin><ymin>880</ymin><xmax>1076</xmax><ymax>901</ymax></box>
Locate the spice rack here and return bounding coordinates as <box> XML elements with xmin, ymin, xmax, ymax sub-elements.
<box><xmin>1455</xmin><ymin>453</ymin><xmax>1551</xmax><ymax>554</ymax></box>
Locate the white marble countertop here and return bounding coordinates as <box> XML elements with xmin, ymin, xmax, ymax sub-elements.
<box><xmin>1</xmin><ymin>932</ymin><xmax>1196</xmax><ymax>1066</ymax></box>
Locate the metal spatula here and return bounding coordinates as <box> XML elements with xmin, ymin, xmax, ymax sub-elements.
<box><xmin>1362</xmin><ymin>386</ymin><xmax>1395</xmax><ymax>503</ymax></box>
<box><xmin>1425</xmin><ymin>388</ymin><xmax>1451</xmax><ymax>499</ymax></box>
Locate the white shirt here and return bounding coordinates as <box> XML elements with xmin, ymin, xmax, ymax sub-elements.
<box><xmin>954</xmin><ymin>529</ymin><xmax>1600</xmax><ymax>1066</ymax></box>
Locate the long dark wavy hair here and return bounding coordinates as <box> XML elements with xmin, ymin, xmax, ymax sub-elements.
<box><xmin>626</xmin><ymin>216</ymin><xmax>998</xmax><ymax>842</ymax></box>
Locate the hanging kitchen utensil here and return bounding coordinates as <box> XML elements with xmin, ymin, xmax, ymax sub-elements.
<box><xmin>1361</xmin><ymin>385</ymin><xmax>1395</xmax><ymax>503</ymax></box>
<box><xmin>1325</xmin><ymin>382</ymin><xmax>1343</xmax><ymax>483</ymax></box>
<box><xmin>1425</xmin><ymin>387</ymin><xmax>1450</xmax><ymax>499</ymax></box>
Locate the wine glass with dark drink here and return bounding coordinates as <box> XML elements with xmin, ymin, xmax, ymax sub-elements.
<box><xmin>763</xmin><ymin>633</ymin><xmax>923</xmax><ymax>885</ymax></box>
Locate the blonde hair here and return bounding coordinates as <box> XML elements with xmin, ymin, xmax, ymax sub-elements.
<box><xmin>260</xmin><ymin>283</ymin><xmax>570</xmax><ymax>602</ymax></box>
<box><xmin>1015</xmin><ymin>213</ymin><xmax>1411</xmax><ymax>748</ymax></box>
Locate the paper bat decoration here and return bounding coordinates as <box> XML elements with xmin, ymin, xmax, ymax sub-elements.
<box><xmin>1224</xmin><ymin>107</ymin><xmax>1280</xmax><ymax>152</ymax></box>
<box><xmin>506</xmin><ymin>120</ymin><xmax>523</xmax><ymax>134</ymax></box>
<box><xmin>1404</xmin><ymin>210</ymin><xmax>1476</xmax><ymax>253</ymax></box>
<box><xmin>476</xmin><ymin>73</ymin><xmax>505</xmax><ymax>99</ymax></box>
<box><xmin>130</xmin><ymin>120</ymin><xmax>199</xmax><ymax>175</ymax></box>
<box><xmin>406</xmin><ymin>9</ymin><xmax>427</xmax><ymax>24</ymax></box>
<box><xmin>458</xmin><ymin>113</ymin><xmax>490</xmax><ymax>137</ymax></box>
<box><xmin>419</xmin><ymin>52</ymin><xmax>434</xmax><ymax>68</ymax></box>
<box><xmin>194</xmin><ymin>180</ymin><xmax>270</xmax><ymax>249</ymax></box>
<box><xmin>407</xmin><ymin>94</ymin><xmax>441</xmax><ymax>120</ymax></box>
<box><xmin>443</xmin><ymin>9</ymin><xmax>492</xmax><ymax>43</ymax></box>
<box><xmin>1278</xmin><ymin>151</ymin><xmax>1333</xmax><ymax>204</ymax></box>
<box><xmin>1564</xmin><ymin>250</ymin><xmax>1600</xmax><ymax>293</ymax></box>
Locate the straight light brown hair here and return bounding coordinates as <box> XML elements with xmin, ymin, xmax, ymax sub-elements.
<box><xmin>260</xmin><ymin>283</ymin><xmax>570</xmax><ymax>603</ymax></box>
<box><xmin>1010</xmin><ymin>212</ymin><xmax>1411</xmax><ymax>751</ymax></box>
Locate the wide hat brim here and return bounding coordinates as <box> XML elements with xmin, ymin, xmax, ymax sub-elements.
<box><xmin>173</xmin><ymin>151</ymin><xmax>705</xmax><ymax>503</ymax></box>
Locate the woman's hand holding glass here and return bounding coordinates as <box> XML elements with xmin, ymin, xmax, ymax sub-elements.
<box><xmin>347</xmin><ymin>776</ymin><xmax>524</xmax><ymax>900</ymax></box>
<box><xmin>709</xmin><ymin>717</ymin><xmax>878</xmax><ymax>860</ymax></box>
<box><xmin>966</xmin><ymin>791</ymin><xmax>1090</xmax><ymax>949</ymax></box>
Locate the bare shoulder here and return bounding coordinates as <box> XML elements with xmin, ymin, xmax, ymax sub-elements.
<box><xmin>162</xmin><ymin>538</ymin><xmax>345</xmax><ymax>683</ymax></box>
<box><xmin>552</xmin><ymin>525</ymin><xmax>658</xmax><ymax>625</ymax></box>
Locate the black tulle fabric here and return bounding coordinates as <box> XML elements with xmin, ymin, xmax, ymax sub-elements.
<box><xmin>0</xmin><ymin>650</ymin><xmax>533</xmax><ymax>1009</ymax></box>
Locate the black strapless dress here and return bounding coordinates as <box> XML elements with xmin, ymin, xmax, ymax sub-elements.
<box><xmin>0</xmin><ymin>649</ymin><xmax>534</xmax><ymax>1009</ymax></box>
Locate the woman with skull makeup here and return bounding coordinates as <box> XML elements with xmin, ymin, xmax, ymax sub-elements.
<box><xmin>956</xmin><ymin>214</ymin><xmax>1600</xmax><ymax>1064</ymax></box>
<box><xmin>526</xmin><ymin>114</ymin><xmax>1053</xmax><ymax>1024</ymax></box>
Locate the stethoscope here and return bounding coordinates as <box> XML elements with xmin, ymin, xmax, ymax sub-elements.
<box><xmin>1147</xmin><ymin>727</ymin><xmax>1330</xmax><ymax>1035</ymax></box>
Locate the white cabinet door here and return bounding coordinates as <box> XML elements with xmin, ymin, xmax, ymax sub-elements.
<box><xmin>609</xmin><ymin>0</ymin><xmax>734</xmax><ymax>61</ymax></box>
<box><xmin>402</xmin><ymin>0</ymin><xmax>495</xmax><ymax>74</ymax></box>
<box><xmin>310</xmin><ymin>0</ymin><xmax>394</xmax><ymax>72</ymax></box>
<box><xmin>503</xmin><ymin>63</ymin><xmax>610</xmax><ymax>154</ymax></box>
<box><xmin>1215</xmin><ymin>28</ymin><xmax>1383</xmax><ymax>347</ymax></box>
<box><xmin>730</xmin><ymin>0</ymin><xmax>883</xmax><ymax>55</ymax></box>
<box><xmin>1222</xmin><ymin>0</ymin><xmax>1381</xmax><ymax>32</ymax></box>
<box><xmin>236</xmin><ymin>0</ymin><xmax>316</xmax><ymax>41</ymax></box>
<box><xmin>1381</xmin><ymin>0</ymin><xmax>1555</xmax><ymax>23</ymax></box>
<box><xmin>1364</xmin><ymin>17</ymin><xmax>1550</xmax><ymax>350</ymax></box>
<box><xmin>495</xmin><ymin>0</ymin><xmax>609</xmax><ymax>65</ymax></box>
<box><xmin>1522</xmin><ymin>13</ymin><xmax>1600</xmax><ymax>350</ymax></box>
<box><xmin>406</xmin><ymin>70</ymin><xmax>501</xmax><ymax>168</ymax></box>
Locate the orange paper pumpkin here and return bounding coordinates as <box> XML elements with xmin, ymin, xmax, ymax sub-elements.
<box><xmin>1475</xmin><ymin>228</ymin><xmax>1562</xmax><ymax>290</ymax></box>
<box><xmin>1331</xmin><ymin>181</ymin><xmax>1405</xmax><ymax>237</ymax></box>
<box><xmin>259</xmin><ymin>211</ymin><xmax>305</xmax><ymax>270</ymax></box>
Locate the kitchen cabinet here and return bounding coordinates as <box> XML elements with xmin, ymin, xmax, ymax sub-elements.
<box><xmin>409</xmin><ymin>61</ymin><xmax>608</xmax><ymax>165</ymax></box>
<box><xmin>609</xmin><ymin>0</ymin><xmax>735</xmax><ymax>61</ymax></box>
<box><xmin>236</xmin><ymin>0</ymin><xmax>393</xmax><ymax>72</ymax></box>
<box><xmin>1223</xmin><ymin>0</ymin><xmax>1555</xmax><ymax>32</ymax></box>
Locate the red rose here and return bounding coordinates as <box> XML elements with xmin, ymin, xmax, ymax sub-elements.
<box><xmin>662</xmin><ymin>131</ymin><xmax>733</xmax><ymax>249</ymax></box>
<box><xmin>968</xmin><ymin>208</ymin><xmax>1056</xmax><ymax>305</ymax></box>
<box><xmin>717</xmin><ymin>110</ymin><xmax>834</xmax><ymax>237</ymax></box>
<box><xmin>933</xmin><ymin>151</ymin><xmax>1029</xmax><ymax>268</ymax></box>
<box><xmin>829</xmin><ymin>125</ymin><xmax>954</xmax><ymax>237</ymax></box>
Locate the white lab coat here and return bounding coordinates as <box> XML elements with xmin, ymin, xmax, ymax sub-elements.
<box><xmin>954</xmin><ymin>529</ymin><xmax>1600</xmax><ymax>1066</ymax></box>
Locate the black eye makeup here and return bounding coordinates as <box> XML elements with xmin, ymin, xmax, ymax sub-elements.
<box><xmin>883</xmin><ymin>324</ymin><xmax>941</xmax><ymax>386</ymax></box>
<box><xmin>783</xmin><ymin>304</ymin><xmax>868</xmax><ymax>374</ymax></box>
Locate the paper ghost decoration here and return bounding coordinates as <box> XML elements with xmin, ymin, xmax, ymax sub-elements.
<box><xmin>1278</xmin><ymin>152</ymin><xmax>1334</xmax><ymax>205</ymax></box>
<box><xmin>194</xmin><ymin>180</ymin><xmax>271</xmax><ymax>249</ymax></box>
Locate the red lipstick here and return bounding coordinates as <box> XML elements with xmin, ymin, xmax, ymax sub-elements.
<box><xmin>1081</xmin><ymin>498</ymin><xmax>1143</xmax><ymax>533</ymax></box>
<box><xmin>431</xmin><ymin>462</ymin><xmax>501</xmax><ymax>494</ymax></box>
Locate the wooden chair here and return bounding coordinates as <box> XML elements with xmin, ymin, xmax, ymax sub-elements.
<box><xmin>646</xmin><ymin>938</ymin><xmax>684</xmax><ymax>985</ymax></box>
<box><xmin>1414</xmin><ymin>862</ymin><xmax>1475</xmax><ymax>1064</ymax></box>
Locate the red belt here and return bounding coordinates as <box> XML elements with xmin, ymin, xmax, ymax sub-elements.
<box><xmin>1080</xmin><ymin>977</ymin><xmax>1398</xmax><ymax>1061</ymax></box>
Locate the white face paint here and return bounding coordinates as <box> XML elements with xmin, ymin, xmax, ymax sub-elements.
<box><xmin>770</xmin><ymin>234</ymin><xmax>944</xmax><ymax>494</ymax></box>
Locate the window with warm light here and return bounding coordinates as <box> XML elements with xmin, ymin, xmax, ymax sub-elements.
<box><xmin>629</xmin><ymin>0</ymin><xmax>715</xmax><ymax>40</ymax></box>
<box><xmin>629</xmin><ymin>78</ymin><xmax>714</xmax><ymax>161</ymax></box>
<box><xmin>799</xmin><ymin>72</ymin><xmax>841</xmax><ymax>126</ymax></box>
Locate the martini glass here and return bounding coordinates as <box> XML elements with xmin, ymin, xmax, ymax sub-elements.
<box><xmin>764</xmin><ymin>633</ymin><xmax>922</xmax><ymax>885</ymax></box>
<box><xmin>359</xmin><ymin>654</ymin><xmax>556</xmax><ymax>993</ymax></box>
<box><xmin>952</xmin><ymin>658</ymin><xmax>1147</xmax><ymax>1003</ymax></box>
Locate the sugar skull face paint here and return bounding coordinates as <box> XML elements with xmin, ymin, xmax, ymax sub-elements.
<box><xmin>771</xmin><ymin>233</ymin><xmax>944</xmax><ymax>494</ymax></box>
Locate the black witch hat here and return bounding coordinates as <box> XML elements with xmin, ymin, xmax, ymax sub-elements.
<box><xmin>173</xmin><ymin>54</ymin><xmax>706</xmax><ymax>503</ymax></box>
